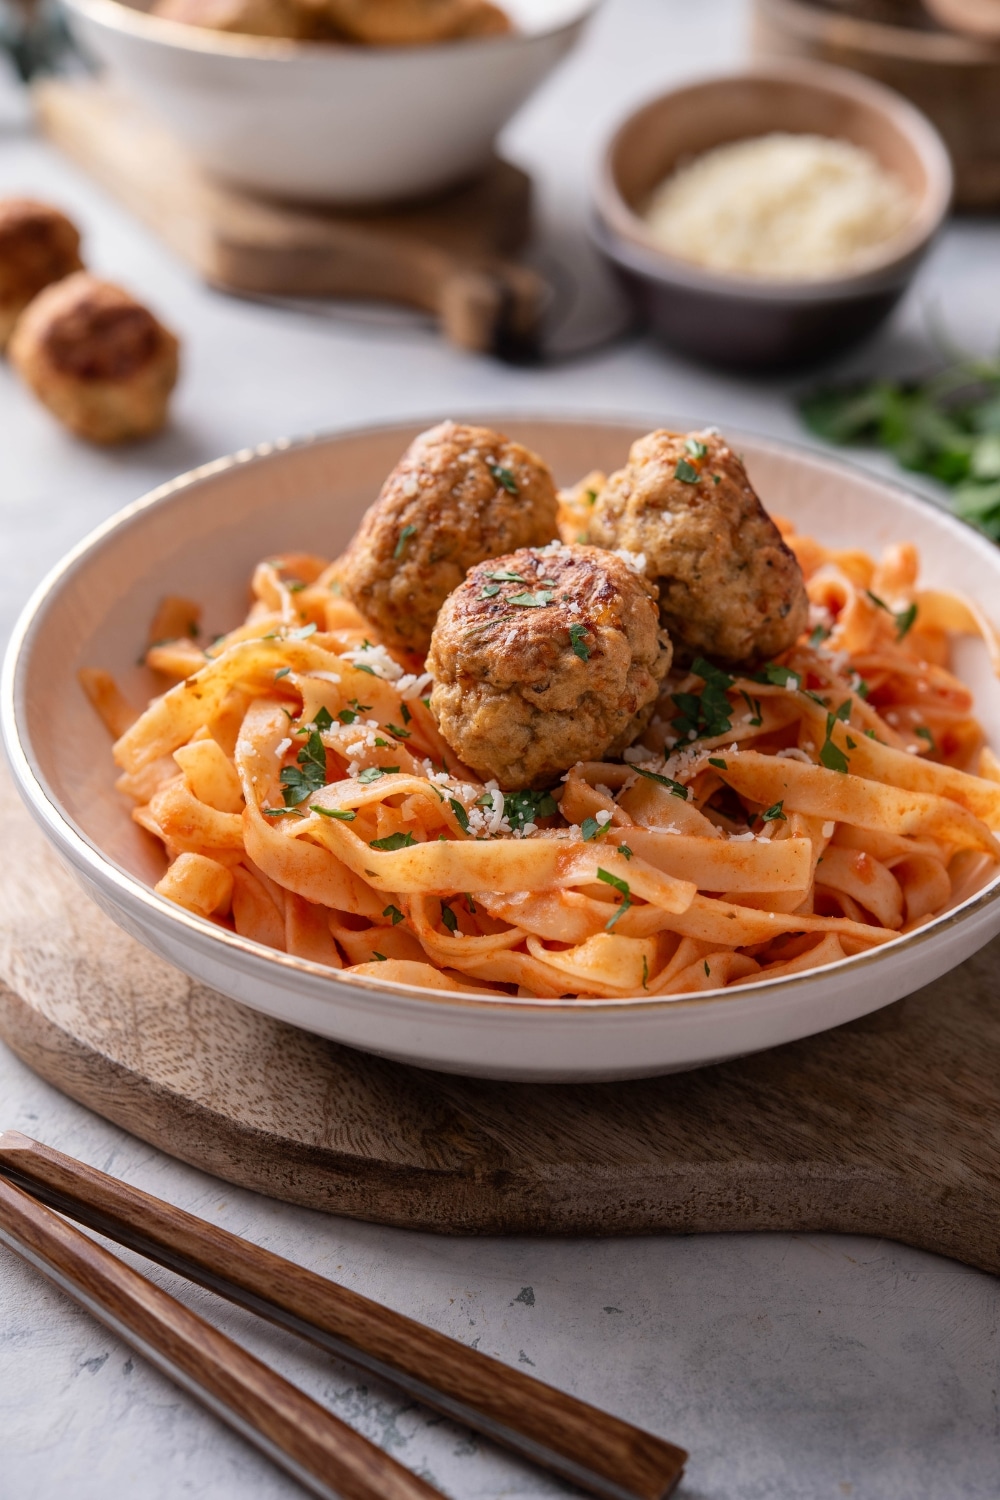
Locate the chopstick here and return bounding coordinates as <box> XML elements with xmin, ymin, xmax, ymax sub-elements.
<box><xmin>0</xmin><ymin>1131</ymin><xmax>687</xmax><ymax>1500</ymax></box>
<box><xmin>0</xmin><ymin>1172</ymin><xmax>445</xmax><ymax>1500</ymax></box>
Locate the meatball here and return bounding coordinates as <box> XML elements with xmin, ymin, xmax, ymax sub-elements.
<box><xmin>323</xmin><ymin>0</ymin><xmax>507</xmax><ymax>43</ymax></box>
<box><xmin>152</xmin><ymin>0</ymin><xmax>327</xmax><ymax>39</ymax></box>
<box><xmin>427</xmin><ymin>544</ymin><xmax>672</xmax><ymax>790</ymax></box>
<box><xmin>0</xmin><ymin>198</ymin><xmax>83</xmax><ymax>349</ymax></box>
<box><xmin>588</xmin><ymin>429</ymin><xmax>809</xmax><ymax>666</ymax></box>
<box><xmin>9</xmin><ymin>272</ymin><xmax>180</xmax><ymax>445</ymax></box>
<box><xmin>341</xmin><ymin>421</ymin><xmax>559</xmax><ymax>657</ymax></box>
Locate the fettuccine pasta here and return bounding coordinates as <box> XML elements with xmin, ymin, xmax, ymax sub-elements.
<box><xmin>85</xmin><ymin>518</ymin><xmax>1000</xmax><ymax>1002</ymax></box>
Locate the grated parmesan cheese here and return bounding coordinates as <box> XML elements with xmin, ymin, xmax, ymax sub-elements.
<box><xmin>643</xmin><ymin>133</ymin><xmax>913</xmax><ymax>279</ymax></box>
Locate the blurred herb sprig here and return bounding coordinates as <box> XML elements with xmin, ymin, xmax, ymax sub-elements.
<box><xmin>800</xmin><ymin>354</ymin><xmax>1000</xmax><ymax>543</ymax></box>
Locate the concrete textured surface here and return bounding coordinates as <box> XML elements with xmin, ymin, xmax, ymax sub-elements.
<box><xmin>2</xmin><ymin>0</ymin><xmax>1000</xmax><ymax>1495</ymax></box>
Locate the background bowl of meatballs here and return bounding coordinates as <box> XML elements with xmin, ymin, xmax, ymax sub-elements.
<box><xmin>61</xmin><ymin>0</ymin><xmax>598</xmax><ymax>203</ymax></box>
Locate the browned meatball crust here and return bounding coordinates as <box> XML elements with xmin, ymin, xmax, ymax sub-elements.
<box><xmin>341</xmin><ymin>421</ymin><xmax>559</xmax><ymax>657</ymax></box>
<box><xmin>152</xmin><ymin>0</ymin><xmax>332</xmax><ymax>39</ymax></box>
<box><xmin>322</xmin><ymin>0</ymin><xmax>508</xmax><ymax>43</ymax></box>
<box><xmin>427</xmin><ymin>544</ymin><xmax>672</xmax><ymax>790</ymax></box>
<box><xmin>9</xmin><ymin>273</ymin><xmax>180</xmax><ymax>445</ymax></box>
<box><xmin>588</xmin><ymin>430</ymin><xmax>809</xmax><ymax>666</ymax></box>
<box><xmin>0</xmin><ymin>198</ymin><xmax>83</xmax><ymax>349</ymax></box>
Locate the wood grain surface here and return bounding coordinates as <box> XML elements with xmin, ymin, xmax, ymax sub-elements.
<box><xmin>2</xmin><ymin>761</ymin><xmax>999</xmax><ymax>1270</ymax></box>
<box><xmin>32</xmin><ymin>80</ymin><xmax>545</xmax><ymax>356</ymax></box>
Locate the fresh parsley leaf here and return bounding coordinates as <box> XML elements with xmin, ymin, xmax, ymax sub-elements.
<box><xmin>581</xmin><ymin>816</ymin><xmax>608</xmax><ymax>842</ymax></box>
<box><xmin>916</xmin><ymin>725</ymin><xmax>935</xmax><ymax>749</ymax></box>
<box><xmin>394</xmin><ymin>524</ymin><xmax>417</xmax><ymax>560</ymax></box>
<box><xmin>754</xmin><ymin>663</ymin><xmax>801</xmax><ymax>691</ymax></box>
<box><xmin>568</xmin><ymin>622</ymin><xmax>590</xmax><ymax>661</ymax></box>
<box><xmin>819</xmin><ymin>712</ymin><xmax>850</xmax><ymax>773</ymax></box>
<box><xmin>761</xmin><ymin>800</ymin><xmax>786</xmax><ymax>822</ymax></box>
<box><xmin>809</xmin><ymin>623</ymin><xmax>829</xmax><ymax>646</ymax></box>
<box><xmin>488</xmin><ymin>463</ymin><xmax>519</xmax><ymax>494</ymax></box>
<box><xmin>503</xmin><ymin>788</ymin><xmax>558</xmax><ymax>832</ymax></box>
<box><xmin>263</xmin><ymin>806</ymin><xmax>305</xmax><ymax>818</ymax></box>
<box><xmin>440</xmin><ymin>900</ymin><xmax>459</xmax><ymax>933</ymax></box>
<box><xmin>354</xmin><ymin>663</ymin><xmax>376</xmax><ymax>676</ymax></box>
<box><xmin>313</xmin><ymin>806</ymin><xmax>356</xmax><ymax>821</ymax></box>
<box><xmin>617</xmin><ymin>843</ymin><xmax>633</xmax><ymax>860</ymax></box>
<box><xmin>374</xmin><ymin>738</ymin><xmax>389</xmax><ymax>748</ymax></box>
<box><xmin>383</xmin><ymin>904</ymin><xmax>405</xmax><ymax>925</ymax></box>
<box><xmin>280</xmin><ymin>766</ymin><xmax>320</xmax><ymax>805</ymax></box>
<box><xmin>464</xmin><ymin>893</ymin><xmax>477</xmax><ymax>914</ymax></box>
<box><xmin>895</xmin><ymin>602</ymin><xmax>918</xmax><ymax>639</ymax></box>
<box><xmin>481</xmin><ymin>583</ymin><xmax>501</xmax><ymax>599</ymax></box>
<box><xmin>634</xmin><ymin>766</ymin><xmax>689</xmax><ymax>799</ymax></box>
<box><xmin>449</xmin><ymin>798</ymin><xmax>470</xmax><ymax>832</ymax></box>
<box><xmin>338</xmin><ymin>708</ymin><xmax>358</xmax><ymax>724</ymax></box>
<box><xmin>671</xmin><ymin>657</ymin><xmax>735</xmax><ymax>740</ymax></box>
<box><xmin>286</xmin><ymin>581</ymin><xmax>306</xmax><ymax>593</ymax></box>
<box><xmin>675</xmin><ymin>458</ymin><xmax>700</xmax><ymax>484</ymax></box>
<box><xmin>386</xmin><ymin>722</ymin><xmax>410</xmax><ymax>739</ymax></box>
<box><xmin>372</xmin><ymin>951</ymin><xmax>387</xmax><ymax>961</ymax></box>
<box><xmin>288</xmin><ymin>622</ymin><xmax>317</xmax><ymax>640</ymax></box>
<box><xmin>585</xmin><ymin>487</ymin><xmax>599</xmax><ymax>505</ymax></box>
<box><xmin>369</xmin><ymin>831</ymin><xmax>417</xmax><ymax>851</ymax></box>
<box><xmin>704</xmin><ymin>960</ymin><xmax>711</xmax><ymax>978</ymax></box>
<box><xmin>740</xmin><ymin>690</ymin><xmax>763</xmax><ymax>727</ymax></box>
<box><xmin>864</xmin><ymin>728</ymin><xmax>878</xmax><ymax>740</ymax></box>
<box><xmin>400</xmin><ymin>702</ymin><xmax>411</xmax><ymax>725</ymax></box>
<box><xmin>865</xmin><ymin>589</ymin><xmax>889</xmax><ymax>612</ymax></box>
<box><xmin>274</xmin><ymin>666</ymin><xmax>291</xmax><ymax>681</ymax></box>
<box><xmin>708</xmin><ymin>757</ymin><xmax>728</xmax><ymax>770</ymax></box>
<box><xmin>508</xmin><ymin>590</ymin><xmax>554</xmax><ymax>608</ymax></box>
<box><xmin>596</xmin><ymin>867</ymin><xmax>631</xmax><ymax>930</ymax></box>
<box><xmin>685</xmin><ymin>437</ymin><xmax>708</xmax><ymax>459</ymax></box>
<box><xmin>487</xmin><ymin>569</ymin><xmax>525</xmax><ymax>582</ymax></box>
<box><xmin>313</xmin><ymin>706</ymin><xmax>334</xmax><ymax>732</ymax></box>
<box><xmin>358</xmin><ymin>765</ymin><xmax>399</xmax><ymax>784</ymax></box>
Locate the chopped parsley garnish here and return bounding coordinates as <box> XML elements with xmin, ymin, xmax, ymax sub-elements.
<box><xmin>487</xmin><ymin>569</ymin><xmax>525</xmax><ymax>582</ymax></box>
<box><xmin>740</xmin><ymin>690</ymin><xmax>763</xmax><ymax>727</ymax></box>
<box><xmin>864</xmin><ymin>728</ymin><xmax>877</xmax><ymax>740</ymax></box>
<box><xmin>440</xmin><ymin>900</ymin><xmax>459</xmax><ymax>933</ymax></box>
<box><xmin>708</xmin><ymin>757</ymin><xmax>727</xmax><ymax>770</ymax></box>
<box><xmin>916</xmin><ymin>725</ymin><xmax>935</xmax><ymax>749</ymax></box>
<box><xmin>374</xmin><ymin>738</ymin><xmax>389</xmax><ymax>748</ymax></box>
<box><xmin>865</xmin><ymin>589</ymin><xmax>889</xmax><ymax>611</ymax></box>
<box><xmin>585</xmin><ymin>487</ymin><xmax>599</xmax><ymax>505</ymax></box>
<box><xmin>386</xmin><ymin>722</ymin><xmax>410</xmax><ymax>739</ymax></box>
<box><xmin>634</xmin><ymin>766</ymin><xmax>689</xmax><ymax>799</ymax></box>
<box><xmin>481</xmin><ymin>583</ymin><xmax>501</xmax><ymax>599</ymax></box>
<box><xmin>371</xmin><ymin>952</ymin><xmax>387</xmax><ymax>962</ymax></box>
<box><xmin>313</xmin><ymin>706</ymin><xmax>333</xmax><ymax>732</ymax></box>
<box><xmin>674</xmin><ymin>458</ymin><xmax>701</xmax><ymax>484</ymax></box>
<box><xmin>488</xmin><ymin>462</ymin><xmax>519</xmax><ymax>494</ymax></box>
<box><xmin>280</xmin><ymin>729</ymin><xmax>327</xmax><ymax>805</ymax></box>
<box><xmin>263</xmin><ymin>806</ymin><xmax>305</xmax><ymax>818</ymax></box>
<box><xmin>383</xmin><ymin>904</ymin><xmax>405</xmax><ymax>925</ymax></box>
<box><xmin>464</xmin><ymin>893</ymin><xmax>477</xmax><ymax>914</ymax></box>
<box><xmin>704</xmin><ymin>960</ymin><xmax>711</xmax><ymax>978</ymax></box>
<box><xmin>581</xmin><ymin>816</ymin><xmax>609</xmax><ymax>842</ymax></box>
<box><xmin>274</xmin><ymin>666</ymin><xmax>291</xmax><ymax>681</ymax></box>
<box><xmin>354</xmin><ymin>663</ymin><xmax>376</xmax><ymax>676</ymax></box>
<box><xmin>394</xmin><ymin>524</ymin><xmax>418</xmax><ymax>560</ymax></box>
<box><xmin>685</xmin><ymin>437</ymin><xmax>708</xmax><ymax>459</ymax></box>
<box><xmin>369</xmin><ymin>831</ymin><xmax>417</xmax><ymax>851</ymax></box>
<box><xmin>286</xmin><ymin>581</ymin><xmax>305</xmax><ymax>593</ymax></box>
<box><xmin>671</xmin><ymin>657</ymin><xmax>735</xmax><ymax>741</ymax></box>
<box><xmin>568</xmin><ymin>623</ymin><xmax>590</xmax><ymax>661</ymax></box>
<box><xmin>449</xmin><ymin>798</ymin><xmax>470</xmax><ymax>833</ymax></box>
<box><xmin>508</xmin><ymin>590</ymin><xmax>554</xmax><ymax>608</ymax></box>
<box><xmin>338</xmin><ymin>708</ymin><xmax>358</xmax><ymax>724</ymax></box>
<box><xmin>288</xmin><ymin>622</ymin><xmax>316</xmax><ymax>640</ymax></box>
<box><xmin>809</xmin><ymin>623</ymin><xmax>830</xmax><ymax>646</ymax></box>
<box><xmin>313</xmin><ymin>806</ymin><xmax>356</xmax><ymax>821</ymax></box>
<box><xmin>617</xmin><ymin>843</ymin><xmax>633</xmax><ymax>861</ymax></box>
<box><xmin>504</xmin><ymin>788</ymin><xmax>558</xmax><ymax>832</ymax></box>
<box><xmin>596</xmin><ymin>868</ymin><xmax>631</xmax><ymax>930</ymax></box>
<box><xmin>855</xmin><ymin>679</ymin><xmax>870</xmax><ymax>700</ymax></box>
<box><xmin>358</xmin><ymin>765</ymin><xmax>399</xmax><ymax>784</ymax></box>
<box><xmin>400</xmin><ymin>702</ymin><xmax>411</xmax><ymax>725</ymax></box>
<box><xmin>754</xmin><ymin>662</ymin><xmax>801</xmax><ymax>691</ymax></box>
<box><xmin>761</xmin><ymin>801</ymin><xmax>786</xmax><ymax>822</ymax></box>
<box><xmin>895</xmin><ymin>602</ymin><xmax>918</xmax><ymax>639</ymax></box>
<box><xmin>818</xmin><ymin>701</ymin><xmax>852</xmax><ymax>773</ymax></box>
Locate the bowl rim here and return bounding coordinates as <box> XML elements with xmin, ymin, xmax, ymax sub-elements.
<box><xmin>63</xmin><ymin>0</ymin><xmax>599</xmax><ymax>62</ymax></box>
<box><xmin>3</xmin><ymin>413</ymin><xmax>1000</xmax><ymax>1020</ymax></box>
<box><xmin>594</xmin><ymin>59</ymin><xmax>954</xmax><ymax>301</ymax></box>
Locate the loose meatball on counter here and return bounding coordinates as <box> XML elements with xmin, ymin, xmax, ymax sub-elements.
<box><xmin>588</xmin><ymin>429</ymin><xmax>809</xmax><ymax>666</ymax></box>
<box><xmin>427</xmin><ymin>544</ymin><xmax>672</xmax><ymax>790</ymax></box>
<box><xmin>340</xmin><ymin>421</ymin><xmax>559</xmax><ymax>657</ymax></box>
<box><xmin>0</xmin><ymin>198</ymin><xmax>82</xmax><ymax>349</ymax></box>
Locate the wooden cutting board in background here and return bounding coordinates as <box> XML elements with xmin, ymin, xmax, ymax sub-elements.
<box><xmin>2</xmin><ymin>760</ymin><xmax>1000</xmax><ymax>1272</ymax></box>
<box><xmin>32</xmin><ymin>78</ymin><xmax>547</xmax><ymax>355</ymax></box>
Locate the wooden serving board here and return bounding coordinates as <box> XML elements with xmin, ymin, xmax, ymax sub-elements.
<box><xmin>32</xmin><ymin>79</ymin><xmax>546</xmax><ymax>356</ymax></box>
<box><xmin>2</xmin><ymin>760</ymin><xmax>1000</xmax><ymax>1270</ymax></box>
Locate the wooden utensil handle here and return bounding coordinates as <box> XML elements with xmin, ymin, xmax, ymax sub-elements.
<box><xmin>0</xmin><ymin>1172</ymin><xmax>444</xmax><ymax>1500</ymax></box>
<box><xmin>0</xmin><ymin>1133</ymin><xmax>686</xmax><ymax>1500</ymax></box>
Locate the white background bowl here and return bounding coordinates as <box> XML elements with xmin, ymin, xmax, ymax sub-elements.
<box><xmin>62</xmin><ymin>0</ymin><xmax>597</xmax><ymax>203</ymax></box>
<box><xmin>4</xmin><ymin>416</ymin><xmax>1000</xmax><ymax>1080</ymax></box>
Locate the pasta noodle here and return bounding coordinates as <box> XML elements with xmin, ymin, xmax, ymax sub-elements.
<box><xmin>83</xmin><ymin>517</ymin><xmax>1000</xmax><ymax>1002</ymax></box>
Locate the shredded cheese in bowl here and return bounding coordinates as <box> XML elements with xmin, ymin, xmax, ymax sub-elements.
<box><xmin>642</xmin><ymin>132</ymin><xmax>914</xmax><ymax>280</ymax></box>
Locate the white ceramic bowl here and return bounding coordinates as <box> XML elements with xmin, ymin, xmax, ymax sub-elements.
<box><xmin>5</xmin><ymin>416</ymin><xmax>1000</xmax><ymax>1081</ymax></box>
<box><xmin>62</xmin><ymin>0</ymin><xmax>596</xmax><ymax>203</ymax></box>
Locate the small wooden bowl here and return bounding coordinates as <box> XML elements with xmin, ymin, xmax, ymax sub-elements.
<box><xmin>592</xmin><ymin>62</ymin><xmax>952</xmax><ymax>371</ymax></box>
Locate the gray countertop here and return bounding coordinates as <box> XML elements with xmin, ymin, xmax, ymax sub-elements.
<box><xmin>2</xmin><ymin>2</ymin><xmax>1000</xmax><ymax>1495</ymax></box>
